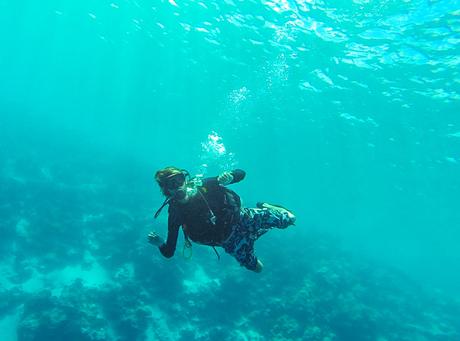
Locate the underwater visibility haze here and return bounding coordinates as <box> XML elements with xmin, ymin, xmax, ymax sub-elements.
<box><xmin>1</xmin><ymin>0</ymin><xmax>460</xmax><ymax>340</ymax></box>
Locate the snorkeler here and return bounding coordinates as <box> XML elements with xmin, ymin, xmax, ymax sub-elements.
<box><xmin>148</xmin><ymin>167</ymin><xmax>296</xmax><ymax>273</ymax></box>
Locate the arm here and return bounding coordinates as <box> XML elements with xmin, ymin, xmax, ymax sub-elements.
<box><xmin>204</xmin><ymin>169</ymin><xmax>246</xmax><ymax>187</ymax></box>
<box><xmin>149</xmin><ymin>207</ymin><xmax>181</xmax><ymax>258</ymax></box>
<box><xmin>160</xmin><ymin>210</ymin><xmax>181</xmax><ymax>258</ymax></box>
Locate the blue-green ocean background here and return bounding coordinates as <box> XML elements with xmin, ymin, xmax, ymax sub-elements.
<box><xmin>1</xmin><ymin>0</ymin><xmax>460</xmax><ymax>340</ymax></box>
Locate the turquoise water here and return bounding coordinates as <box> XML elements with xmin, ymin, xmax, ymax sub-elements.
<box><xmin>1</xmin><ymin>0</ymin><xmax>460</xmax><ymax>339</ymax></box>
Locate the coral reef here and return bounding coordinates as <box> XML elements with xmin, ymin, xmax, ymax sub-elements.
<box><xmin>1</xmin><ymin>132</ymin><xmax>459</xmax><ymax>341</ymax></box>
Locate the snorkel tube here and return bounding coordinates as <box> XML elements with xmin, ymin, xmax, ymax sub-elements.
<box><xmin>154</xmin><ymin>169</ymin><xmax>191</xmax><ymax>218</ymax></box>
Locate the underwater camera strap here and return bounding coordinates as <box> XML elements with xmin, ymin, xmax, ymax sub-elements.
<box><xmin>197</xmin><ymin>187</ymin><xmax>217</xmax><ymax>226</ymax></box>
<box><xmin>182</xmin><ymin>230</ymin><xmax>193</xmax><ymax>259</ymax></box>
<box><xmin>212</xmin><ymin>246</ymin><xmax>220</xmax><ymax>260</ymax></box>
<box><xmin>181</xmin><ymin>229</ymin><xmax>220</xmax><ymax>260</ymax></box>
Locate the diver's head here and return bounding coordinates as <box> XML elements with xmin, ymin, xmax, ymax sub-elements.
<box><xmin>155</xmin><ymin>167</ymin><xmax>189</xmax><ymax>200</ymax></box>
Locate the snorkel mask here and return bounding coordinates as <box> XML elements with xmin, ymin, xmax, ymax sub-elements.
<box><xmin>154</xmin><ymin>168</ymin><xmax>201</xmax><ymax>219</ymax></box>
<box><xmin>163</xmin><ymin>171</ymin><xmax>189</xmax><ymax>200</ymax></box>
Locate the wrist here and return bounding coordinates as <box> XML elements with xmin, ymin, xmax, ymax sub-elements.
<box><xmin>218</xmin><ymin>172</ymin><xmax>233</xmax><ymax>185</ymax></box>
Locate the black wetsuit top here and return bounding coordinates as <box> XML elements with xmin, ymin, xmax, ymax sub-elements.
<box><xmin>159</xmin><ymin>169</ymin><xmax>246</xmax><ymax>258</ymax></box>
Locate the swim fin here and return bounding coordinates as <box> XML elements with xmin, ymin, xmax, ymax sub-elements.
<box><xmin>256</xmin><ymin>202</ymin><xmax>296</xmax><ymax>225</ymax></box>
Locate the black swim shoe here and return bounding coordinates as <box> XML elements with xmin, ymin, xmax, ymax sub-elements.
<box><xmin>256</xmin><ymin>202</ymin><xmax>296</xmax><ymax>225</ymax></box>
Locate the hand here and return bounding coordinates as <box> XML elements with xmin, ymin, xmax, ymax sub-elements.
<box><xmin>148</xmin><ymin>231</ymin><xmax>164</xmax><ymax>247</ymax></box>
<box><xmin>217</xmin><ymin>171</ymin><xmax>233</xmax><ymax>186</ymax></box>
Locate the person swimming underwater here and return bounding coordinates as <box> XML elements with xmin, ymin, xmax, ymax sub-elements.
<box><xmin>148</xmin><ymin>167</ymin><xmax>296</xmax><ymax>272</ymax></box>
